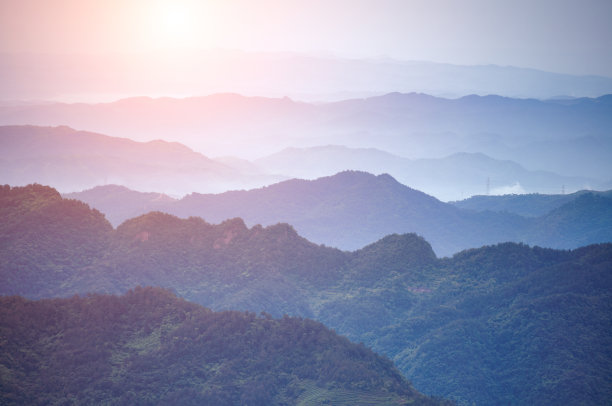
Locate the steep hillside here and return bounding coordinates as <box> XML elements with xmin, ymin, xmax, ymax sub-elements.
<box><xmin>0</xmin><ymin>184</ymin><xmax>112</xmax><ymax>296</ymax></box>
<box><xmin>0</xmin><ymin>287</ymin><xmax>448</xmax><ymax>406</ymax></box>
<box><xmin>331</xmin><ymin>242</ymin><xmax>612</xmax><ymax>405</ymax></box>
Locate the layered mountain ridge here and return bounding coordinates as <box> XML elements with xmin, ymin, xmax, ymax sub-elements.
<box><xmin>1</xmin><ymin>91</ymin><xmax>611</xmax><ymax>184</ymax></box>
<box><xmin>65</xmin><ymin>171</ymin><xmax>612</xmax><ymax>257</ymax></box>
<box><xmin>2</xmin><ymin>183</ymin><xmax>611</xmax><ymax>405</ymax></box>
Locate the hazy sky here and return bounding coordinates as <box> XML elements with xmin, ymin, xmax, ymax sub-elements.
<box><xmin>1</xmin><ymin>0</ymin><xmax>611</xmax><ymax>77</ymax></box>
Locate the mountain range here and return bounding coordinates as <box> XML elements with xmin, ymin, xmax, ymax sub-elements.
<box><xmin>254</xmin><ymin>145</ymin><xmax>594</xmax><ymax>200</ymax></box>
<box><xmin>1</xmin><ymin>92</ymin><xmax>610</xmax><ymax>184</ymax></box>
<box><xmin>3</xmin><ymin>124</ymin><xmax>603</xmax><ymax>201</ymax></box>
<box><xmin>65</xmin><ymin>171</ymin><xmax>612</xmax><ymax>257</ymax></box>
<box><xmin>2</xmin><ymin>183</ymin><xmax>610</xmax><ymax>405</ymax></box>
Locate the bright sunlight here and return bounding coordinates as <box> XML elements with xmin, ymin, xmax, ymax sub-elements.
<box><xmin>148</xmin><ymin>1</ymin><xmax>197</xmax><ymax>49</ymax></box>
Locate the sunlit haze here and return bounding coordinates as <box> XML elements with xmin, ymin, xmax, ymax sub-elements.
<box><xmin>1</xmin><ymin>0</ymin><xmax>611</xmax><ymax>76</ymax></box>
<box><xmin>0</xmin><ymin>0</ymin><xmax>611</xmax><ymax>200</ymax></box>
<box><xmin>0</xmin><ymin>2</ymin><xmax>611</xmax><ymax>405</ymax></box>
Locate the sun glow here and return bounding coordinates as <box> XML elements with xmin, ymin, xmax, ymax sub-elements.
<box><xmin>149</xmin><ymin>1</ymin><xmax>198</xmax><ymax>49</ymax></box>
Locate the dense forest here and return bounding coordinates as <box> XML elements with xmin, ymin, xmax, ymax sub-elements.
<box><xmin>0</xmin><ymin>287</ymin><xmax>450</xmax><ymax>405</ymax></box>
<box><xmin>1</xmin><ymin>184</ymin><xmax>611</xmax><ymax>405</ymax></box>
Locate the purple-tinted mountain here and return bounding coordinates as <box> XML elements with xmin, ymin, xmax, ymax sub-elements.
<box><xmin>66</xmin><ymin>171</ymin><xmax>612</xmax><ymax>257</ymax></box>
<box><xmin>0</xmin><ymin>125</ymin><xmax>281</xmax><ymax>195</ymax></box>
<box><xmin>64</xmin><ymin>184</ymin><xmax>176</xmax><ymax>227</ymax></box>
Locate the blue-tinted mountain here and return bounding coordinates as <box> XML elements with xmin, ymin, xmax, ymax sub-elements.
<box><xmin>452</xmin><ymin>189</ymin><xmax>612</xmax><ymax>217</ymax></box>
<box><xmin>67</xmin><ymin>172</ymin><xmax>612</xmax><ymax>257</ymax></box>
<box><xmin>526</xmin><ymin>193</ymin><xmax>612</xmax><ymax>248</ymax></box>
<box><xmin>254</xmin><ymin>145</ymin><xmax>594</xmax><ymax>201</ymax></box>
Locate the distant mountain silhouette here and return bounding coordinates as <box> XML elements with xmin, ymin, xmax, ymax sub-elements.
<box><xmin>0</xmin><ymin>125</ymin><xmax>282</xmax><ymax>195</ymax></box>
<box><xmin>0</xmin><ymin>93</ymin><xmax>610</xmax><ymax>182</ymax></box>
<box><xmin>64</xmin><ymin>184</ymin><xmax>176</xmax><ymax>226</ymax></box>
<box><xmin>254</xmin><ymin>145</ymin><xmax>593</xmax><ymax>201</ymax></box>
<box><xmin>527</xmin><ymin>193</ymin><xmax>612</xmax><ymax>248</ymax></box>
<box><xmin>66</xmin><ymin>171</ymin><xmax>612</xmax><ymax>256</ymax></box>
<box><xmin>452</xmin><ymin>189</ymin><xmax>612</xmax><ymax>217</ymax></box>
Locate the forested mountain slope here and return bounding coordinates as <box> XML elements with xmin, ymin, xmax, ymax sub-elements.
<box><xmin>2</xmin><ymin>184</ymin><xmax>611</xmax><ymax>405</ymax></box>
<box><xmin>0</xmin><ymin>287</ymin><xmax>448</xmax><ymax>406</ymax></box>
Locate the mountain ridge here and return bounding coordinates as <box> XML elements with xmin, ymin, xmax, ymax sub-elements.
<box><xmin>65</xmin><ymin>171</ymin><xmax>612</xmax><ymax>256</ymax></box>
<box><xmin>254</xmin><ymin>145</ymin><xmax>594</xmax><ymax>200</ymax></box>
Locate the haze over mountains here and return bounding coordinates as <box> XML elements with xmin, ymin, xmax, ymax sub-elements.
<box><xmin>2</xmin><ymin>89</ymin><xmax>611</xmax><ymax>201</ymax></box>
<box><xmin>255</xmin><ymin>145</ymin><xmax>594</xmax><ymax>200</ymax></box>
<box><xmin>452</xmin><ymin>189</ymin><xmax>612</xmax><ymax>217</ymax></box>
<box><xmin>3</xmin><ymin>51</ymin><xmax>612</xmax><ymax>103</ymax></box>
<box><xmin>2</xmin><ymin>184</ymin><xmax>610</xmax><ymax>405</ymax></box>
<box><xmin>0</xmin><ymin>125</ymin><xmax>282</xmax><ymax>195</ymax></box>
<box><xmin>2</xmin><ymin>93</ymin><xmax>611</xmax><ymax>174</ymax></box>
<box><xmin>3</xmin><ymin>1</ymin><xmax>612</xmax><ymax>405</ymax></box>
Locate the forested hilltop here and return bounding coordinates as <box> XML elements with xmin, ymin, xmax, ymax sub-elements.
<box><xmin>0</xmin><ymin>287</ymin><xmax>449</xmax><ymax>405</ymax></box>
<box><xmin>2</xmin><ymin>184</ymin><xmax>611</xmax><ymax>405</ymax></box>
